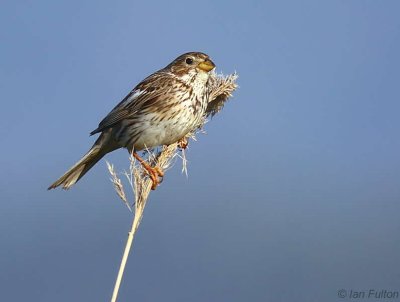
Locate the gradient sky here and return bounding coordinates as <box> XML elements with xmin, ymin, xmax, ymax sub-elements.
<box><xmin>1</xmin><ymin>1</ymin><xmax>400</xmax><ymax>301</ymax></box>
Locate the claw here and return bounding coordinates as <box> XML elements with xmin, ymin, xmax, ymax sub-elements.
<box><xmin>154</xmin><ymin>166</ymin><xmax>164</xmax><ymax>177</ymax></box>
<box><xmin>131</xmin><ymin>152</ymin><xmax>164</xmax><ymax>190</ymax></box>
<box><xmin>178</xmin><ymin>137</ymin><xmax>188</xmax><ymax>149</ymax></box>
<box><xmin>147</xmin><ymin>166</ymin><xmax>164</xmax><ymax>190</ymax></box>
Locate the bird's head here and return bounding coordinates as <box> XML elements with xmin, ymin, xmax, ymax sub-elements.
<box><xmin>165</xmin><ymin>52</ymin><xmax>216</xmax><ymax>78</ymax></box>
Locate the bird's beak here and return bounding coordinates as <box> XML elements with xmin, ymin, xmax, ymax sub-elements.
<box><xmin>198</xmin><ymin>59</ymin><xmax>215</xmax><ymax>72</ymax></box>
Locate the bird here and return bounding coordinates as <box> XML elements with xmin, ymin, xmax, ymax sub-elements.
<box><xmin>48</xmin><ymin>52</ymin><xmax>216</xmax><ymax>191</ymax></box>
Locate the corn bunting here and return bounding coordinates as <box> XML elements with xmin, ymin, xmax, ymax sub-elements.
<box><xmin>48</xmin><ymin>52</ymin><xmax>215</xmax><ymax>190</ymax></box>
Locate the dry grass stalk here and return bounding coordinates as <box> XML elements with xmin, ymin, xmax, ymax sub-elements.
<box><xmin>109</xmin><ymin>72</ymin><xmax>238</xmax><ymax>302</ymax></box>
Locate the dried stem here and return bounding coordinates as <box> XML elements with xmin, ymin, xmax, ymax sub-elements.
<box><xmin>109</xmin><ymin>72</ymin><xmax>238</xmax><ymax>302</ymax></box>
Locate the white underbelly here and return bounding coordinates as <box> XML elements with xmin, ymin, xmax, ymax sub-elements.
<box><xmin>131</xmin><ymin>109</ymin><xmax>201</xmax><ymax>150</ymax></box>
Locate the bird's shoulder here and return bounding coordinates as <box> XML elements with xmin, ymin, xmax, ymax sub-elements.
<box><xmin>90</xmin><ymin>71</ymin><xmax>182</xmax><ymax>135</ymax></box>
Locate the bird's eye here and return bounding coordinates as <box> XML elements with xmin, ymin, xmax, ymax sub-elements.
<box><xmin>185</xmin><ymin>57</ymin><xmax>194</xmax><ymax>65</ymax></box>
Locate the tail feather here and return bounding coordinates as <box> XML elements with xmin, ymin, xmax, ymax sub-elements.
<box><xmin>48</xmin><ymin>147</ymin><xmax>105</xmax><ymax>190</ymax></box>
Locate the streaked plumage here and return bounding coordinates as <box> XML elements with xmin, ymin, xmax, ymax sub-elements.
<box><xmin>48</xmin><ymin>52</ymin><xmax>215</xmax><ymax>190</ymax></box>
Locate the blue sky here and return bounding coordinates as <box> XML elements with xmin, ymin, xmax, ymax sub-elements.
<box><xmin>1</xmin><ymin>1</ymin><xmax>399</xmax><ymax>301</ymax></box>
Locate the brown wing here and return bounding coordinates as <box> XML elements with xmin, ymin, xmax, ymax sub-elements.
<box><xmin>90</xmin><ymin>72</ymin><xmax>172</xmax><ymax>135</ymax></box>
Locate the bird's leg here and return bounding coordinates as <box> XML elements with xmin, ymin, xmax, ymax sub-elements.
<box><xmin>131</xmin><ymin>152</ymin><xmax>164</xmax><ymax>190</ymax></box>
<box><xmin>178</xmin><ymin>137</ymin><xmax>189</xmax><ymax>149</ymax></box>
